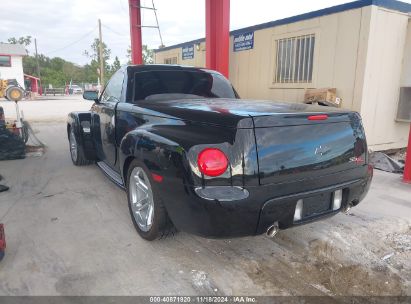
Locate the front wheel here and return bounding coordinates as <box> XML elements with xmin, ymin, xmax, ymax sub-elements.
<box><xmin>5</xmin><ymin>86</ymin><xmax>23</xmax><ymax>102</ymax></box>
<box><xmin>127</xmin><ymin>160</ymin><xmax>175</xmax><ymax>241</ymax></box>
<box><xmin>69</xmin><ymin>127</ymin><xmax>92</xmax><ymax>166</ymax></box>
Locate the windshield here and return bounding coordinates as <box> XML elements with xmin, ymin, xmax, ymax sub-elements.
<box><xmin>132</xmin><ymin>70</ymin><xmax>238</xmax><ymax>102</ymax></box>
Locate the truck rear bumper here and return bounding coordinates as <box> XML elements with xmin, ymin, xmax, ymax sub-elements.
<box><xmin>163</xmin><ymin>166</ymin><xmax>373</xmax><ymax>238</ymax></box>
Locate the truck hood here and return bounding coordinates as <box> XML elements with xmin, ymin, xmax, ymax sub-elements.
<box><xmin>137</xmin><ymin>98</ymin><xmax>353</xmax><ymax>128</ymax></box>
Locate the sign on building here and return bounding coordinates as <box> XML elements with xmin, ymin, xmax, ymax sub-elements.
<box><xmin>233</xmin><ymin>31</ymin><xmax>254</xmax><ymax>52</ymax></box>
<box><xmin>182</xmin><ymin>44</ymin><xmax>195</xmax><ymax>60</ymax></box>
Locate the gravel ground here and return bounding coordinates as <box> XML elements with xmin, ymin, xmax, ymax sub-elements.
<box><xmin>0</xmin><ymin>100</ymin><xmax>410</xmax><ymax>296</ymax></box>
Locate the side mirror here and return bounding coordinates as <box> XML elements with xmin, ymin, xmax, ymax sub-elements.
<box><xmin>83</xmin><ymin>90</ymin><xmax>99</xmax><ymax>102</ymax></box>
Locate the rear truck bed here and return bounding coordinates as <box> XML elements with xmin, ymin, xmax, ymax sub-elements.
<box><xmin>163</xmin><ymin>109</ymin><xmax>373</xmax><ymax>238</ymax></box>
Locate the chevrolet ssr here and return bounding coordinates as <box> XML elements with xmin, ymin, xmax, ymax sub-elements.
<box><xmin>67</xmin><ymin>65</ymin><xmax>373</xmax><ymax>241</ymax></box>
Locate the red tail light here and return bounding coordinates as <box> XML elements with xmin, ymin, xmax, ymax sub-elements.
<box><xmin>308</xmin><ymin>114</ymin><xmax>328</xmax><ymax>121</ymax></box>
<box><xmin>197</xmin><ymin>148</ymin><xmax>228</xmax><ymax>177</ymax></box>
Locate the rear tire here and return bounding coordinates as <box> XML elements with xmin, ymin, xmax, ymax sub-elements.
<box><xmin>68</xmin><ymin>127</ymin><xmax>92</xmax><ymax>166</ymax></box>
<box><xmin>126</xmin><ymin>160</ymin><xmax>175</xmax><ymax>241</ymax></box>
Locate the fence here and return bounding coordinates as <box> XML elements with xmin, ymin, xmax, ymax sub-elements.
<box><xmin>43</xmin><ymin>88</ymin><xmax>65</xmax><ymax>96</ymax></box>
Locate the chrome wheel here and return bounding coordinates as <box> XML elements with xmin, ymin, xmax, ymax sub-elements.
<box><xmin>129</xmin><ymin>167</ymin><xmax>154</xmax><ymax>232</ymax></box>
<box><xmin>69</xmin><ymin>129</ymin><xmax>78</xmax><ymax>162</ymax></box>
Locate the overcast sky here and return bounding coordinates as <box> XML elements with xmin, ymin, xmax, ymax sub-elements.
<box><xmin>1</xmin><ymin>0</ymin><xmax>409</xmax><ymax>65</ymax></box>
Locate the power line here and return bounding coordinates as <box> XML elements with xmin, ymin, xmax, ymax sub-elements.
<box><xmin>45</xmin><ymin>26</ymin><xmax>97</xmax><ymax>55</ymax></box>
<box><xmin>118</xmin><ymin>0</ymin><xmax>128</xmax><ymax>14</ymax></box>
<box><xmin>103</xmin><ymin>0</ymin><xmax>165</xmax><ymax>50</ymax></box>
<box><xmin>108</xmin><ymin>0</ymin><xmax>164</xmax><ymax>47</ymax></box>
<box><xmin>102</xmin><ymin>24</ymin><xmax>126</xmax><ymax>37</ymax></box>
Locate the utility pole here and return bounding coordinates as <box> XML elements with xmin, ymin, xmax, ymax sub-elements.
<box><xmin>34</xmin><ymin>38</ymin><xmax>42</xmax><ymax>94</ymax></box>
<box><xmin>98</xmin><ymin>19</ymin><xmax>105</xmax><ymax>87</ymax></box>
<box><xmin>128</xmin><ymin>0</ymin><xmax>143</xmax><ymax>64</ymax></box>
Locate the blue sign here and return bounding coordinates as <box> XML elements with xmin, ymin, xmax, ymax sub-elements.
<box><xmin>182</xmin><ymin>44</ymin><xmax>195</xmax><ymax>60</ymax></box>
<box><xmin>233</xmin><ymin>31</ymin><xmax>254</xmax><ymax>52</ymax></box>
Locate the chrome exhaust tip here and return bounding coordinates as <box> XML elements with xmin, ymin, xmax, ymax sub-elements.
<box><xmin>343</xmin><ymin>202</ymin><xmax>353</xmax><ymax>214</ymax></box>
<box><xmin>266</xmin><ymin>222</ymin><xmax>279</xmax><ymax>238</ymax></box>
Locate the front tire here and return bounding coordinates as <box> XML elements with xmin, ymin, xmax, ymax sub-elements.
<box><xmin>69</xmin><ymin>127</ymin><xmax>92</xmax><ymax>166</ymax></box>
<box><xmin>127</xmin><ymin>160</ymin><xmax>174</xmax><ymax>241</ymax></box>
<box><xmin>5</xmin><ymin>86</ymin><xmax>23</xmax><ymax>102</ymax></box>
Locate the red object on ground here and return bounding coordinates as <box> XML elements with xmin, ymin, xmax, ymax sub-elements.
<box><xmin>403</xmin><ymin>124</ymin><xmax>411</xmax><ymax>183</ymax></box>
<box><xmin>129</xmin><ymin>0</ymin><xmax>143</xmax><ymax>65</ymax></box>
<box><xmin>206</xmin><ymin>0</ymin><xmax>230</xmax><ymax>78</ymax></box>
<box><xmin>0</xmin><ymin>224</ymin><xmax>5</xmax><ymax>251</ymax></box>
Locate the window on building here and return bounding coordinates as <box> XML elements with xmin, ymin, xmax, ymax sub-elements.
<box><xmin>164</xmin><ymin>57</ymin><xmax>177</xmax><ymax>65</ymax></box>
<box><xmin>0</xmin><ymin>55</ymin><xmax>11</xmax><ymax>67</ymax></box>
<box><xmin>275</xmin><ymin>34</ymin><xmax>315</xmax><ymax>83</ymax></box>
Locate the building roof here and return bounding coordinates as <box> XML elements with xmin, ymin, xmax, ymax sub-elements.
<box><xmin>24</xmin><ymin>74</ymin><xmax>40</xmax><ymax>80</ymax></box>
<box><xmin>155</xmin><ymin>0</ymin><xmax>411</xmax><ymax>53</ymax></box>
<box><xmin>0</xmin><ymin>43</ymin><xmax>27</xmax><ymax>56</ymax></box>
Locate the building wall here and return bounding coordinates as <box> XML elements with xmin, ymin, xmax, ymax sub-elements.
<box><xmin>359</xmin><ymin>6</ymin><xmax>410</xmax><ymax>150</ymax></box>
<box><xmin>401</xmin><ymin>19</ymin><xmax>411</xmax><ymax>87</ymax></box>
<box><xmin>154</xmin><ymin>42</ymin><xmax>206</xmax><ymax>67</ymax></box>
<box><xmin>228</xmin><ymin>6</ymin><xmax>369</xmax><ymax>112</ymax></box>
<box><xmin>0</xmin><ymin>56</ymin><xmax>25</xmax><ymax>89</ymax></box>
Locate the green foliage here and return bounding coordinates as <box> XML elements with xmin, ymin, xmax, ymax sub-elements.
<box><xmin>22</xmin><ymin>54</ymin><xmax>98</xmax><ymax>87</ymax></box>
<box><xmin>126</xmin><ymin>45</ymin><xmax>154</xmax><ymax>64</ymax></box>
<box><xmin>84</xmin><ymin>38</ymin><xmax>112</xmax><ymax>82</ymax></box>
<box><xmin>143</xmin><ymin>45</ymin><xmax>154</xmax><ymax>65</ymax></box>
<box><xmin>4</xmin><ymin>36</ymin><xmax>129</xmax><ymax>87</ymax></box>
<box><xmin>111</xmin><ymin>56</ymin><xmax>121</xmax><ymax>72</ymax></box>
<box><xmin>7</xmin><ymin>36</ymin><xmax>32</xmax><ymax>47</ymax></box>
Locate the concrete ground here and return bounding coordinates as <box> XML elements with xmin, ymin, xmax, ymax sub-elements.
<box><xmin>0</xmin><ymin>97</ymin><xmax>410</xmax><ymax>296</ymax></box>
<box><xmin>0</xmin><ymin>95</ymin><xmax>93</xmax><ymax>122</ymax></box>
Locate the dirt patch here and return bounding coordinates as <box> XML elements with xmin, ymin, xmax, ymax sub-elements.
<box><xmin>302</xmin><ymin>239</ymin><xmax>405</xmax><ymax>295</ymax></box>
<box><xmin>238</xmin><ymin>216</ymin><xmax>410</xmax><ymax>296</ymax></box>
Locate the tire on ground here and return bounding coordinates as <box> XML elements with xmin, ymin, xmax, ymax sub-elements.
<box><xmin>126</xmin><ymin>159</ymin><xmax>175</xmax><ymax>241</ymax></box>
<box><xmin>68</xmin><ymin>126</ymin><xmax>92</xmax><ymax>166</ymax></box>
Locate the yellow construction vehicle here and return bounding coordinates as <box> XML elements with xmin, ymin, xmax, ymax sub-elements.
<box><xmin>0</xmin><ymin>79</ymin><xmax>28</xmax><ymax>143</ymax></box>
<box><xmin>0</xmin><ymin>79</ymin><xmax>24</xmax><ymax>102</ymax></box>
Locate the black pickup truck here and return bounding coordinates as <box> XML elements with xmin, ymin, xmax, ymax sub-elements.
<box><xmin>67</xmin><ymin>65</ymin><xmax>373</xmax><ymax>241</ymax></box>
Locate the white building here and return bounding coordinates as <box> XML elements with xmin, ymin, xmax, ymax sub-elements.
<box><xmin>0</xmin><ymin>43</ymin><xmax>27</xmax><ymax>88</ymax></box>
<box><xmin>155</xmin><ymin>0</ymin><xmax>411</xmax><ymax>151</ymax></box>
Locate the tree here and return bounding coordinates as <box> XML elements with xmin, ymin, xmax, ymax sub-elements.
<box><xmin>84</xmin><ymin>38</ymin><xmax>111</xmax><ymax>63</ymax></box>
<box><xmin>84</xmin><ymin>38</ymin><xmax>111</xmax><ymax>82</ymax></box>
<box><xmin>126</xmin><ymin>45</ymin><xmax>154</xmax><ymax>64</ymax></box>
<box><xmin>4</xmin><ymin>34</ymin><xmax>121</xmax><ymax>88</ymax></box>
<box><xmin>111</xmin><ymin>56</ymin><xmax>121</xmax><ymax>72</ymax></box>
<box><xmin>7</xmin><ymin>36</ymin><xmax>32</xmax><ymax>46</ymax></box>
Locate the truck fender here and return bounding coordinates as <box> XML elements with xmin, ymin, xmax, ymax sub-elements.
<box><xmin>119</xmin><ymin>129</ymin><xmax>183</xmax><ymax>185</ymax></box>
<box><xmin>67</xmin><ymin>112</ymin><xmax>97</xmax><ymax>161</ymax></box>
